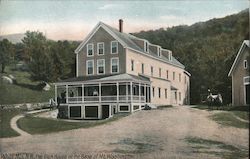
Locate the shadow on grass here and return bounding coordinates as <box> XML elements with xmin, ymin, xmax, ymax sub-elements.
<box><xmin>191</xmin><ymin>105</ymin><xmax>249</xmax><ymax>112</ymax></box>
<box><xmin>185</xmin><ymin>137</ymin><xmax>249</xmax><ymax>159</ymax></box>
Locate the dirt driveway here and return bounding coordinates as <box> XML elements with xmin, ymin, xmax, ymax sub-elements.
<box><xmin>0</xmin><ymin>106</ymin><xmax>248</xmax><ymax>159</ymax></box>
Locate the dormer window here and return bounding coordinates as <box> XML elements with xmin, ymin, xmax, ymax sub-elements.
<box><xmin>169</xmin><ymin>51</ymin><xmax>172</xmax><ymax>61</ymax></box>
<box><xmin>144</xmin><ymin>41</ymin><xmax>149</xmax><ymax>53</ymax></box>
<box><xmin>157</xmin><ymin>47</ymin><xmax>161</xmax><ymax>57</ymax></box>
<box><xmin>87</xmin><ymin>44</ymin><xmax>94</xmax><ymax>56</ymax></box>
<box><xmin>244</xmin><ymin>60</ymin><xmax>248</xmax><ymax>69</ymax></box>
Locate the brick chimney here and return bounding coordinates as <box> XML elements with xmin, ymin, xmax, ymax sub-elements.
<box><xmin>119</xmin><ymin>19</ymin><xmax>123</xmax><ymax>33</ymax></box>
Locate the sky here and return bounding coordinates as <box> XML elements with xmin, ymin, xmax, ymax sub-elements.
<box><xmin>0</xmin><ymin>0</ymin><xmax>248</xmax><ymax>40</ymax></box>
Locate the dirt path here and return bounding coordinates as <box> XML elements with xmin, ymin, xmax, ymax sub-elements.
<box><xmin>1</xmin><ymin>106</ymin><xmax>248</xmax><ymax>158</ymax></box>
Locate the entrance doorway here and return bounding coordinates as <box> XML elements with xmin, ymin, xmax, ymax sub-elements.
<box><xmin>245</xmin><ymin>84</ymin><xmax>250</xmax><ymax>105</ymax></box>
<box><xmin>102</xmin><ymin>105</ymin><xmax>110</xmax><ymax>119</ymax></box>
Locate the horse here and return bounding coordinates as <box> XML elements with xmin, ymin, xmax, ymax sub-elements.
<box><xmin>206</xmin><ymin>93</ymin><xmax>223</xmax><ymax>109</ymax></box>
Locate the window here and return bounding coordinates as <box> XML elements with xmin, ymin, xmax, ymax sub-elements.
<box><xmin>173</xmin><ymin>72</ymin><xmax>175</xmax><ymax>80</ymax></box>
<box><xmin>97</xmin><ymin>42</ymin><xmax>104</xmax><ymax>55</ymax></box>
<box><xmin>244</xmin><ymin>60</ymin><xmax>248</xmax><ymax>69</ymax></box>
<box><xmin>111</xmin><ymin>41</ymin><xmax>118</xmax><ymax>54</ymax></box>
<box><xmin>144</xmin><ymin>41</ymin><xmax>149</xmax><ymax>53</ymax></box>
<box><xmin>166</xmin><ymin>70</ymin><xmax>169</xmax><ymax>79</ymax></box>
<box><xmin>159</xmin><ymin>68</ymin><xmax>162</xmax><ymax>78</ymax></box>
<box><xmin>87</xmin><ymin>44</ymin><xmax>94</xmax><ymax>56</ymax></box>
<box><xmin>157</xmin><ymin>47</ymin><xmax>161</xmax><ymax>57</ymax></box>
<box><xmin>158</xmin><ymin>88</ymin><xmax>161</xmax><ymax>98</ymax></box>
<box><xmin>179</xmin><ymin>73</ymin><xmax>181</xmax><ymax>82</ymax></box>
<box><xmin>169</xmin><ymin>51</ymin><xmax>172</xmax><ymax>61</ymax></box>
<box><xmin>152</xmin><ymin>87</ymin><xmax>155</xmax><ymax>97</ymax></box>
<box><xmin>142</xmin><ymin>63</ymin><xmax>144</xmax><ymax>74</ymax></box>
<box><xmin>131</xmin><ymin>60</ymin><xmax>134</xmax><ymax>71</ymax></box>
<box><xmin>151</xmin><ymin>66</ymin><xmax>154</xmax><ymax>76</ymax></box>
<box><xmin>119</xmin><ymin>105</ymin><xmax>129</xmax><ymax>112</ymax></box>
<box><xmin>179</xmin><ymin>92</ymin><xmax>181</xmax><ymax>101</ymax></box>
<box><xmin>85</xmin><ymin>106</ymin><xmax>98</xmax><ymax>118</ymax></box>
<box><xmin>86</xmin><ymin>60</ymin><xmax>94</xmax><ymax>75</ymax></box>
<box><xmin>111</xmin><ymin>58</ymin><xmax>119</xmax><ymax>73</ymax></box>
<box><xmin>165</xmin><ymin>89</ymin><xmax>167</xmax><ymax>99</ymax></box>
<box><xmin>97</xmin><ymin>59</ymin><xmax>105</xmax><ymax>74</ymax></box>
<box><xmin>133</xmin><ymin>105</ymin><xmax>140</xmax><ymax>110</ymax></box>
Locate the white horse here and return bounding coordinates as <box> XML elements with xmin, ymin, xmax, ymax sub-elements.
<box><xmin>207</xmin><ymin>93</ymin><xmax>223</xmax><ymax>107</ymax></box>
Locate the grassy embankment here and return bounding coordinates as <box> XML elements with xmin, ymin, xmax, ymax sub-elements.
<box><xmin>0</xmin><ymin>66</ymin><xmax>54</xmax><ymax>105</ymax></box>
<box><xmin>192</xmin><ymin>105</ymin><xmax>249</xmax><ymax>129</ymax></box>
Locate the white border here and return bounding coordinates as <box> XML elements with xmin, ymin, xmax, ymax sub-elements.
<box><xmin>111</xmin><ymin>41</ymin><xmax>118</xmax><ymax>54</ymax></box>
<box><xmin>97</xmin><ymin>59</ymin><xmax>105</xmax><ymax>75</ymax></box>
<box><xmin>87</xmin><ymin>43</ymin><xmax>94</xmax><ymax>57</ymax></box>
<box><xmin>97</xmin><ymin>42</ymin><xmax>105</xmax><ymax>55</ymax></box>
<box><xmin>86</xmin><ymin>60</ymin><xmax>94</xmax><ymax>75</ymax></box>
<box><xmin>111</xmin><ymin>57</ymin><xmax>119</xmax><ymax>74</ymax></box>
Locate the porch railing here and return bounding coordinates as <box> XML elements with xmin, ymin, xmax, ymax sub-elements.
<box><xmin>65</xmin><ymin>95</ymin><xmax>146</xmax><ymax>104</ymax></box>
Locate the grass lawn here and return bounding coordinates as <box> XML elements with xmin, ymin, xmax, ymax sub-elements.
<box><xmin>17</xmin><ymin>113</ymin><xmax>129</xmax><ymax>135</ymax></box>
<box><xmin>185</xmin><ymin>137</ymin><xmax>249</xmax><ymax>159</ymax></box>
<box><xmin>210</xmin><ymin>112</ymin><xmax>249</xmax><ymax>129</ymax></box>
<box><xmin>192</xmin><ymin>105</ymin><xmax>249</xmax><ymax>129</ymax></box>
<box><xmin>0</xmin><ymin>109</ymin><xmax>22</xmax><ymax>138</ymax></box>
<box><xmin>157</xmin><ymin>105</ymin><xmax>173</xmax><ymax>110</ymax></box>
<box><xmin>0</xmin><ymin>66</ymin><xmax>54</xmax><ymax>105</ymax></box>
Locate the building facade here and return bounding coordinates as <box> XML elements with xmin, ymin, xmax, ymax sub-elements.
<box><xmin>55</xmin><ymin>20</ymin><xmax>191</xmax><ymax>119</ymax></box>
<box><xmin>228</xmin><ymin>40</ymin><xmax>250</xmax><ymax>106</ymax></box>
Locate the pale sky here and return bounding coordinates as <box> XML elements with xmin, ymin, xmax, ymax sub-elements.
<box><xmin>0</xmin><ymin>0</ymin><xmax>248</xmax><ymax>40</ymax></box>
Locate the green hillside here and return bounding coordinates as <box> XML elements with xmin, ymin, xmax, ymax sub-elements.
<box><xmin>133</xmin><ymin>9</ymin><xmax>249</xmax><ymax>104</ymax></box>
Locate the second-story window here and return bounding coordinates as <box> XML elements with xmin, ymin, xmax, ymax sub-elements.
<box><xmin>157</xmin><ymin>47</ymin><xmax>161</xmax><ymax>57</ymax></box>
<box><xmin>144</xmin><ymin>41</ymin><xmax>149</xmax><ymax>53</ymax></box>
<box><xmin>97</xmin><ymin>59</ymin><xmax>105</xmax><ymax>74</ymax></box>
<box><xmin>244</xmin><ymin>60</ymin><xmax>248</xmax><ymax>69</ymax></box>
<box><xmin>111</xmin><ymin>58</ymin><xmax>119</xmax><ymax>73</ymax></box>
<box><xmin>97</xmin><ymin>42</ymin><xmax>104</xmax><ymax>55</ymax></box>
<box><xmin>111</xmin><ymin>41</ymin><xmax>118</xmax><ymax>54</ymax></box>
<box><xmin>179</xmin><ymin>73</ymin><xmax>181</xmax><ymax>82</ymax></box>
<box><xmin>131</xmin><ymin>60</ymin><xmax>134</xmax><ymax>71</ymax></box>
<box><xmin>151</xmin><ymin>66</ymin><xmax>153</xmax><ymax>76</ymax></box>
<box><xmin>87</xmin><ymin>44</ymin><xmax>94</xmax><ymax>56</ymax></box>
<box><xmin>166</xmin><ymin>70</ymin><xmax>169</xmax><ymax>79</ymax></box>
<box><xmin>142</xmin><ymin>63</ymin><xmax>144</xmax><ymax>74</ymax></box>
<box><xmin>86</xmin><ymin>60</ymin><xmax>94</xmax><ymax>75</ymax></box>
<box><xmin>179</xmin><ymin>92</ymin><xmax>181</xmax><ymax>101</ymax></box>
<box><xmin>173</xmin><ymin>72</ymin><xmax>175</xmax><ymax>80</ymax></box>
<box><xmin>159</xmin><ymin>68</ymin><xmax>162</xmax><ymax>78</ymax></box>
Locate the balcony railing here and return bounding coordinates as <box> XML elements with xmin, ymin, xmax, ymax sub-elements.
<box><xmin>65</xmin><ymin>95</ymin><xmax>146</xmax><ymax>104</ymax></box>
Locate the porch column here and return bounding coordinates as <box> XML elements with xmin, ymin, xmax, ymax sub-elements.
<box><xmin>144</xmin><ymin>84</ymin><xmax>146</xmax><ymax>103</ymax></box>
<box><xmin>130</xmin><ymin>82</ymin><xmax>133</xmax><ymax>103</ymax></box>
<box><xmin>66</xmin><ymin>85</ymin><xmax>69</xmax><ymax>103</ymax></box>
<box><xmin>82</xmin><ymin>84</ymin><xmax>84</xmax><ymax>103</ymax></box>
<box><xmin>150</xmin><ymin>85</ymin><xmax>153</xmax><ymax>103</ymax></box>
<box><xmin>99</xmin><ymin>83</ymin><xmax>101</xmax><ymax>103</ymax></box>
<box><xmin>55</xmin><ymin>85</ymin><xmax>57</xmax><ymax>104</ymax></box>
<box><xmin>126</xmin><ymin>82</ymin><xmax>128</xmax><ymax>102</ymax></box>
<box><xmin>116</xmin><ymin>82</ymin><xmax>119</xmax><ymax>102</ymax></box>
<box><xmin>139</xmin><ymin>83</ymin><xmax>141</xmax><ymax>104</ymax></box>
<box><xmin>147</xmin><ymin>85</ymin><xmax>150</xmax><ymax>103</ymax></box>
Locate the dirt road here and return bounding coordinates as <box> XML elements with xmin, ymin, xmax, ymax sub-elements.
<box><xmin>0</xmin><ymin>106</ymin><xmax>248</xmax><ymax>159</ymax></box>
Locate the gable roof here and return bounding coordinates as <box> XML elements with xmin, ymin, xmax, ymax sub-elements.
<box><xmin>228</xmin><ymin>40</ymin><xmax>249</xmax><ymax>76</ymax></box>
<box><xmin>75</xmin><ymin>21</ymin><xmax>185</xmax><ymax>69</ymax></box>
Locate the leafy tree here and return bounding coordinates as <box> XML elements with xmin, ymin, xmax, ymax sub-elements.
<box><xmin>0</xmin><ymin>39</ymin><xmax>14</xmax><ymax>73</ymax></box>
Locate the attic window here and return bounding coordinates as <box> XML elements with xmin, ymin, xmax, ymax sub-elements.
<box><xmin>157</xmin><ymin>47</ymin><xmax>161</xmax><ymax>57</ymax></box>
<box><xmin>144</xmin><ymin>41</ymin><xmax>149</xmax><ymax>53</ymax></box>
<box><xmin>169</xmin><ymin>51</ymin><xmax>172</xmax><ymax>61</ymax></box>
<box><xmin>244</xmin><ymin>60</ymin><xmax>248</xmax><ymax>69</ymax></box>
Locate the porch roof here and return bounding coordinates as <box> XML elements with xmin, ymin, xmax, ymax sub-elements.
<box><xmin>55</xmin><ymin>73</ymin><xmax>150</xmax><ymax>84</ymax></box>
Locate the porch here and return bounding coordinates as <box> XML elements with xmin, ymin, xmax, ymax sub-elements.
<box><xmin>55</xmin><ymin>74</ymin><xmax>151</xmax><ymax>105</ymax></box>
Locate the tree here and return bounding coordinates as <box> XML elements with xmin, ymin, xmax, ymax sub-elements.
<box><xmin>0</xmin><ymin>39</ymin><xmax>14</xmax><ymax>73</ymax></box>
